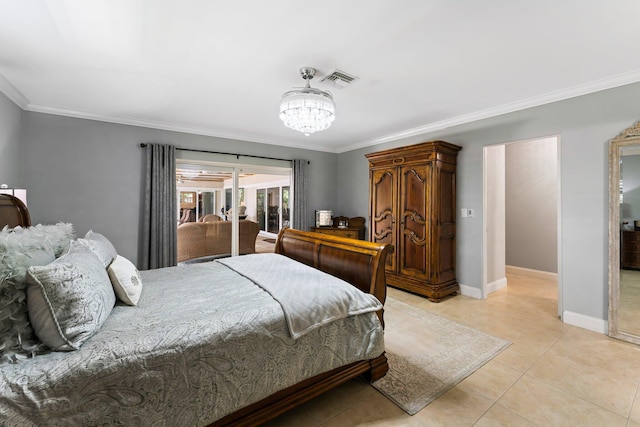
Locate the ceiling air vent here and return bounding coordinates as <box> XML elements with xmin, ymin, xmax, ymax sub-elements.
<box><xmin>319</xmin><ymin>69</ymin><xmax>358</xmax><ymax>89</ymax></box>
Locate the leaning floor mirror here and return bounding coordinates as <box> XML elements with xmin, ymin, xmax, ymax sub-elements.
<box><xmin>609</xmin><ymin>120</ymin><xmax>640</xmax><ymax>344</ymax></box>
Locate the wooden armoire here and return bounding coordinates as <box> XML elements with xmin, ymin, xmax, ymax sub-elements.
<box><xmin>366</xmin><ymin>141</ymin><xmax>461</xmax><ymax>302</ymax></box>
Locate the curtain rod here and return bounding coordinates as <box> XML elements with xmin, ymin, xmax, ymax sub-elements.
<box><xmin>139</xmin><ymin>143</ymin><xmax>309</xmax><ymax>164</ymax></box>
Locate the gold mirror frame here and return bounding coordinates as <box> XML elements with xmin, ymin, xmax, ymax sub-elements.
<box><xmin>609</xmin><ymin>120</ymin><xmax>640</xmax><ymax>344</ymax></box>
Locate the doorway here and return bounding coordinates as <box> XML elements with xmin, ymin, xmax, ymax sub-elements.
<box><xmin>176</xmin><ymin>160</ymin><xmax>292</xmax><ymax>257</ymax></box>
<box><xmin>483</xmin><ymin>136</ymin><xmax>561</xmax><ymax>316</ymax></box>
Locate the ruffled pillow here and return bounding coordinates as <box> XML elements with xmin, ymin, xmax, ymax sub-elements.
<box><xmin>0</xmin><ymin>225</ymin><xmax>78</xmax><ymax>362</ymax></box>
<box><xmin>32</xmin><ymin>223</ymin><xmax>75</xmax><ymax>257</ymax></box>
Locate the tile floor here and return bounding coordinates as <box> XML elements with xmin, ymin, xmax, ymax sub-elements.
<box><xmin>255</xmin><ymin>234</ymin><xmax>277</xmax><ymax>254</ymax></box>
<box><xmin>264</xmin><ymin>273</ymin><xmax>640</xmax><ymax>426</ymax></box>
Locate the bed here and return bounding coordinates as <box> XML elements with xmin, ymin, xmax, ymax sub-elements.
<box><xmin>0</xmin><ymin>197</ymin><xmax>392</xmax><ymax>426</ymax></box>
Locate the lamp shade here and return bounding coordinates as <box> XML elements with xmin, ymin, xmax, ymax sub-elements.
<box><xmin>279</xmin><ymin>67</ymin><xmax>335</xmax><ymax>136</ymax></box>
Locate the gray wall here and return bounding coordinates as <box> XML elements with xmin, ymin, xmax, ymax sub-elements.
<box><xmin>20</xmin><ymin>112</ymin><xmax>337</xmax><ymax>265</ymax></box>
<box><xmin>0</xmin><ymin>91</ymin><xmax>22</xmax><ymax>186</ymax></box>
<box><xmin>337</xmin><ymin>81</ymin><xmax>640</xmax><ymax>323</ymax></box>
<box><xmin>505</xmin><ymin>138</ymin><xmax>558</xmax><ymax>273</ymax></box>
<box><xmin>9</xmin><ymin>80</ymin><xmax>640</xmax><ymax>324</ymax></box>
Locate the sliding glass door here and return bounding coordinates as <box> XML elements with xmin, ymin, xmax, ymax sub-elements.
<box><xmin>256</xmin><ymin>189</ymin><xmax>266</xmax><ymax>230</ymax></box>
<box><xmin>176</xmin><ymin>159</ymin><xmax>292</xmax><ymax>257</ymax></box>
<box><xmin>267</xmin><ymin>187</ymin><xmax>280</xmax><ymax>233</ymax></box>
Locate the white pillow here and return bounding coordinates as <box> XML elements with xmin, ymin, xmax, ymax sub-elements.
<box><xmin>108</xmin><ymin>255</ymin><xmax>143</xmax><ymax>306</ymax></box>
<box><xmin>26</xmin><ymin>242</ymin><xmax>116</xmax><ymax>351</ymax></box>
<box><xmin>76</xmin><ymin>230</ymin><xmax>117</xmax><ymax>267</ymax></box>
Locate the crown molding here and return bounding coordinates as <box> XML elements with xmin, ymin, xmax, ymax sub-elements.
<box><xmin>25</xmin><ymin>104</ymin><xmax>339</xmax><ymax>153</ymax></box>
<box><xmin>337</xmin><ymin>69</ymin><xmax>640</xmax><ymax>153</ymax></box>
<box><xmin>0</xmin><ymin>73</ymin><xmax>29</xmax><ymax>109</ymax></box>
<box><xmin>4</xmin><ymin>69</ymin><xmax>640</xmax><ymax>155</ymax></box>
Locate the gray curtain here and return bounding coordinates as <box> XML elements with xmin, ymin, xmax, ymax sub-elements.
<box><xmin>141</xmin><ymin>143</ymin><xmax>177</xmax><ymax>269</ymax></box>
<box><xmin>292</xmin><ymin>159</ymin><xmax>309</xmax><ymax>231</ymax></box>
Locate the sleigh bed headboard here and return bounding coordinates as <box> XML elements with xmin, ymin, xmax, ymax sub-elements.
<box><xmin>0</xmin><ymin>194</ymin><xmax>31</xmax><ymax>229</ymax></box>
<box><xmin>275</xmin><ymin>227</ymin><xmax>393</xmax><ymax>324</ymax></box>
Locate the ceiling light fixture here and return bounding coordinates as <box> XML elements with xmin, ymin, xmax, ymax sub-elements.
<box><xmin>279</xmin><ymin>67</ymin><xmax>335</xmax><ymax>136</ymax></box>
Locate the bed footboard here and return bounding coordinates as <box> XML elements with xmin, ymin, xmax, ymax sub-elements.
<box><xmin>209</xmin><ymin>228</ymin><xmax>392</xmax><ymax>426</ymax></box>
<box><xmin>275</xmin><ymin>227</ymin><xmax>393</xmax><ymax>325</ymax></box>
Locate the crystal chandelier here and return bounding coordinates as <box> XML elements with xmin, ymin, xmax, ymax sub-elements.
<box><xmin>279</xmin><ymin>67</ymin><xmax>335</xmax><ymax>136</ymax></box>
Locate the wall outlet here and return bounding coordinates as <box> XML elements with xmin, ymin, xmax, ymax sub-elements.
<box><xmin>461</xmin><ymin>208</ymin><xmax>467</xmax><ymax>218</ymax></box>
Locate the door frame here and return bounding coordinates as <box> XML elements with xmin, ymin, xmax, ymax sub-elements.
<box><xmin>482</xmin><ymin>135</ymin><xmax>562</xmax><ymax>317</ymax></box>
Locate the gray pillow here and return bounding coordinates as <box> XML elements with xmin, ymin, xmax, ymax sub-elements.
<box><xmin>76</xmin><ymin>230</ymin><xmax>117</xmax><ymax>268</ymax></box>
<box><xmin>26</xmin><ymin>242</ymin><xmax>116</xmax><ymax>351</ymax></box>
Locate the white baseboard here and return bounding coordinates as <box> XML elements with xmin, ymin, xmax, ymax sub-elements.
<box><xmin>563</xmin><ymin>310</ymin><xmax>608</xmax><ymax>334</ymax></box>
<box><xmin>486</xmin><ymin>277</ymin><xmax>508</xmax><ymax>296</ymax></box>
<box><xmin>459</xmin><ymin>284</ymin><xmax>482</xmax><ymax>299</ymax></box>
<box><xmin>506</xmin><ymin>265</ymin><xmax>558</xmax><ymax>282</ymax></box>
<box><xmin>462</xmin><ymin>272</ymin><xmax>606</xmax><ymax>335</ymax></box>
<box><xmin>460</xmin><ymin>278</ymin><xmax>506</xmax><ymax>300</ymax></box>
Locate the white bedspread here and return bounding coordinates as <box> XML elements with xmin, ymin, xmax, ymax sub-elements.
<box><xmin>218</xmin><ymin>253</ymin><xmax>382</xmax><ymax>339</ymax></box>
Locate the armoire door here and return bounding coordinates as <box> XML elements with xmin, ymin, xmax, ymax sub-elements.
<box><xmin>437</xmin><ymin>162</ymin><xmax>457</xmax><ymax>284</ymax></box>
<box><xmin>370</xmin><ymin>168</ymin><xmax>397</xmax><ymax>272</ymax></box>
<box><xmin>399</xmin><ymin>163</ymin><xmax>431</xmax><ymax>280</ymax></box>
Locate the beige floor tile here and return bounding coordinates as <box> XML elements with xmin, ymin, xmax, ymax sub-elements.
<box><xmin>489</xmin><ymin>342</ymin><xmax>542</xmax><ymax>373</ymax></box>
<box><xmin>320</xmin><ymin>391</ymin><xmax>414</xmax><ymax>427</ymax></box>
<box><xmin>525</xmin><ymin>333</ymin><xmax>639</xmax><ymax>416</ymax></box>
<box><xmin>302</xmin><ymin>378</ymin><xmax>376</xmax><ymax>424</ymax></box>
<box><xmin>628</xmin><ymin>386</ymin><xmax>640</xmax><ymax>424</ymax></box>
<box><xmin>261</xmin><ymin>404</ymin><xmax>320</xmax><ymax>427</ymax></box>
<box><xmin>549</xmin><ymin>326</ymin><xmax>640</xmax><ymax>376</ymax></box>
<box><xmin>458</xmin><ymin>358</ymin><xmax>522</xmax><ymax>401</ymax></box>
<box><xmin>499</xmin><ymin>375</ymin><xmax>627</xmax><ymax>426</ymax></box>
<box><xmin>410</xmin><ymin>382</ymin><xmax>495</xmax><ymax>426</ymax></box>
<box><xmin>474</xmin><ymin>403</ymin><xmax>536</xmax><ymax>427</ymax></box>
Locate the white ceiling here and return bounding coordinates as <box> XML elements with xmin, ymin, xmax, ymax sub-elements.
<box><xmin>1</xmin><ymin>1</ymin><xmax>640</xmax><ymax>153</ymax></box>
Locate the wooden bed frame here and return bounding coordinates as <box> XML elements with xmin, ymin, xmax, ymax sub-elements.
<box><xmin>210</xmin><ymin>228</ymin><xmax>393</xmax><ymax>426</ymax></box>
<box><xmin>0</xmin><ymin>197</ymin><xmax>392</xmax><ymax>426</ymax></box>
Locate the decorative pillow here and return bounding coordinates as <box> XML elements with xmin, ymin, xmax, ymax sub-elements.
<box><xmin>107</xmin><ymin>255</ymin><xmax>143</xmax><ymax>306</ymax></box>
<box><xmin>31</xmin><ymin>222</ymin><xmax>75</xmax><ymax>257</ymax></box>
<box><xmin>77</xmin><ymin>230</ymin><xmax>117</xmax><ymax>268</ymax></box>
<box><xmin>26</xmin><ymin>242</ymin><xmax>116</xmax><ymax>351</ymax></box>
<box><xmin>0</xmin><ymin>226</ymin><xmax>65</xmax><ymax>363</ymax></box>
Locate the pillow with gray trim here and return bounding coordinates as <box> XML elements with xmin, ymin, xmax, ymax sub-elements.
<box><xmin>107</xmin><ymin>255</ymin><xmax>143</xmax><ymax>306</ymax></box>
<box><xmin>76</xmin><ymin>230</ymin><xmax>117</xmax><ymax>268</ymax></box>
<box><xmin>26</xmin><ymin>242</ymin><xmax>116</xmax><ymax>351</ymax></box>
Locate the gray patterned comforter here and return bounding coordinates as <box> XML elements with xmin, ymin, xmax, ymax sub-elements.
<box><xmin>0</xmin><ymin>258</ymin><xmax>384</xmax><ymax>426</ymax></box>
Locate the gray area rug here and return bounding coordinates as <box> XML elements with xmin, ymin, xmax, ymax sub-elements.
<box><xmin>372</xmin><ymin>297</ymin><xmax>510</xmax><ymax>415</ymax></box>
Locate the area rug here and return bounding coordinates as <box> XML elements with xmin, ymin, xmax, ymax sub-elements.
<box><xmin>372</xmin><ymin>297</ymin><xmax>510</xmax><ymax>415</ymax></box>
